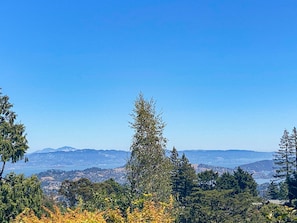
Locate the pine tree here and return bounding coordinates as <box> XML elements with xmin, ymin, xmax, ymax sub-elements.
<box><xmin>177</xmin><ymin>153</ymin><xmax>197</xmax><ymax>204</ymax></box>
<box><xmin>197</xmin><ymin>170</ymin><xmax>218</xmax><ymax>190</ymax></box>
<box><xmin>291</xmin><ymin>127</ymin><xmax>297</xmax><ymax>171</ymax></box>
<box><xmin>287</xmin><ymin>173</ymin><xmax>297</xmax><ymax>203</ymax></box>
<box><xmin>266</xmin><ymin>181</ymin><xmax>279</xmax><ymax>200</ymax></box>
<box><xmin>233</xmin><ymin>167</ymin><xmax>258</xmax><ymax>196</ymax></box>
<box><xmin>170</xmin><ymin>147</ymin><xmax>180</xmax><ymax>200</ymax></box>
<box><xmin>170</xmin><ymin>148</ymin><xmax>197</xmax><ymax>200</ymax></box>
<box><xmin>216</xmin><ymin>172</ymin><xmax>237</xmax><ymax>190</ymax></box>
<box><xmin>126</xmin><ymin>94</ymin><xmax>171</xmax><ymax>202</ymax></box>
<box><xmin>274</xmin><ymin>129</ymin><xmax>295</xmax><ymax>180</ymax></box>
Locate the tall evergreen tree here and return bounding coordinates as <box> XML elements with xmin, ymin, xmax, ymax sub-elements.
<box><xmin>287</xmin><ymin>172</ymin><xmax>297</xmax><ymax>204</ymax></box>
<box><xmin>266</xmin><ymin>181</ymin><xmax>279</xmax><ymax>200</ymax></box>
<box><xmin>170</xmin><ymin>147</ymin><xmax>180</xmax><ymax>200</ymax></box>
<box><xmin>177</xmin><ymin>153</ymin><xmax>197</xmax><ymax>204</ymax></box>
<box><xmin>233</xmin><ymin>167</ymin><xmax>257</xmax><ymax>196</ymax></box>
<box><xmin>216</xmin><ymin>172</ymin><xmax>237</xmax><ymax>190</ymax></box>
<box><xmin>197</xmin><ymin>170</ymin><xmax>218</xmax><ymax>190</ymax></box>
<box><xmin>274</xmin><ymin>129</ymin><xmax>294</xmax><ymax>180</ymax></box>
<box><xmin>170</xmin><ymin>148</ymin><xmax>197</xmax><ymax>205</ymax></box>
<box><xmin>291</xmin><ymin>127</ymin><xmax>297</xmax><ymax>171</ymax></box>
<box><xmin>126</xmin><ymin>94</ymin><xmax>171</xmax><ymax>202</ymax></box>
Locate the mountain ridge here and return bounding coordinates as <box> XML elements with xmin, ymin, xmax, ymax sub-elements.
<box><xmin>5</xmin><ymin>146</ymin><xmax>274</xmax><ymax>177</ymax></box>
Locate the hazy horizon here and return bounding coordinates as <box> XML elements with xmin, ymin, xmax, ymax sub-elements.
<box><xmin>31</xmin><ymin>145</ymin><xmax>275</xmax><ymax>153</ymax></box>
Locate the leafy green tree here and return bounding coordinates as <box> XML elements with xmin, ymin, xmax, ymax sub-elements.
<box><xmin>59</xmin><ymin>178</ymin><xmax>95</xmax><ymax>207</ymax></box>
<box><xmin>126</xmin><ymin>94</ymin><xmax>172</xmax><ymax>202</ymax></box>
<box><xmin>197</xmin><ymin>170</ymin><xmax>218</xmax><ymax>190</ymax></box>
<box><xmin>216</xmin><ymin>172</ymin><xmax>237</xmax><ymax>190</ymax></box>
<box><xmin>233</xmin><ymin>167</ymin><xmax>258</xmax><ymax>196</ymax></box>
<box><xmin>0</xmin><ymin>90</ymin><xmax>28</xmax><ymax>179</ymax></box>
<box><xmin>274</xmin><ymin>129</ymin><xmax>295</xmax><ymax>180</ymax></box>
<box><xmin>266</xmin><ymin>181</ymin><xmax>280</xmax><ymax>200</ymax></box>
<box><xmin>0</xmin><ymin>90</ymin><xmax>42</xmax><ymax>222</ymax></box>
<box><xmin>258</xmin><ymin>203</ymin><xmax>297</xmax><ymax>222</ymax></box>
<box><xmin>0</xmin><ymin>173</ymin><xmax>43</xmax><ymax>222</ymax></box>
<box><xmin>59</xmin><ymin>178</ymin><xmax>128</xmax><ymax>213</ymax></box>
<box><xmin>86</xmin><ymin>179</ymin><xmax>129</xmax><ymax>213</ymax></box>
<box><xmin>185</xmin><ymin>189</ymin><xmax>259</xmax><ymax>223</ymax></box>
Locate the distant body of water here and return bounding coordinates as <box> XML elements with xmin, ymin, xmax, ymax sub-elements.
<box><xmin>255</xmin><ymin>178</ymin><xmax>272</xmax><ymax>185</ymax></box>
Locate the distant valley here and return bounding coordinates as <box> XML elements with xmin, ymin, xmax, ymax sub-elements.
<box><xmin>5</xmin><ymin>146</ymin><xmax>274</xmax><ymax>175</ymax></box>
<box><xmin>4</xmin><ymin>146</ymin><xmax>275</xmax><ymax>194</ymax></box>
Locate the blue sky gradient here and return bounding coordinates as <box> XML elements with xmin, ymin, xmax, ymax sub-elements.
<box><xmin>1</xmin><ymin>1</ymin><xmax>297</xmax><ymax>152</ymax></box>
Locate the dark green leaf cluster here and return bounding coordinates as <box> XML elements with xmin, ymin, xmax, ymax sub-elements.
<box><xmin>59</xmin><ymin>178</ymin><xmax>129</xmax><ymax>213</ymax></box>
<box><xmin>0</xmin><ymin>173</ymin><xmax>43</xmax><ymax>222</ymax></box>
<box><xmin>0</xmin><ymin>90</ymin><xmax>28</xmax><ymax>179</ymax></box>
<box><xmin>273</xmin><ymin>127</ymin><xmax>297</xmax><ymax>203</ymax></box>
<box><xmin>170</xmin><ymin>147</ymin><xmax>197</xmax><ymax>206</ymax></box>
<box><xmin>266</xmin><ymin>181</ymin><xmax>288</xmax><ymax>200</ymax></box>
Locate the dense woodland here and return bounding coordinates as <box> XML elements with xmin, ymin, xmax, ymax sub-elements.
<box><xmin>1</xmin><ymin>90</ymin><xmax>297</xmax><ymax>222</ymax></box>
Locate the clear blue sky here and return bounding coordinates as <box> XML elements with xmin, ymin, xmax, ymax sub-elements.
<box><xmin>1</xmin><ymin>1</ymin><xmax>296</xmax><ymax>152</ymax></box>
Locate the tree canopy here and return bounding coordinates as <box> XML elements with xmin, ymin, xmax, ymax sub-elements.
<box><xmin>126</xmin><ymin>94</ymin><xmax>172</xmax><ymax>202</ymax></box>
<box><xmin>0</xmin><ymin>90</ymin><xmax>28</xmax><ymax>179</ymax></box>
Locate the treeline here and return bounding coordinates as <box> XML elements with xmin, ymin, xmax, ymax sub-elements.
<box><xmin>1</xmin><ymin>90</ymin><xmax>297</xmax><ymax>222</ymax></box>
<box><xmin>269</xmin><ymin>128</ymin><xmax>297</xmax><ymax>205</ymax></box>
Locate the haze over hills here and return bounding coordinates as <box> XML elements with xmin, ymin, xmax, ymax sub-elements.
<box><xmin>4</xmin><ymin>146</ymin><xmax>274</xmax><ymax>176</ymax></box>
<box><xmin>3</xmin><ymin>146</ymin><xmax>276</xmax><ymax>196</ymax></box>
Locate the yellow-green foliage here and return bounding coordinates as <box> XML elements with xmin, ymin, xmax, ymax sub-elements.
<box><xmin>13</xmin><ymin>198</ymin><xmax>175</xmax><ymax>223</ymax></box>
<box><xmin>127</xmin><ymin>200</ymin><xmax>174</xmax><ymax>223</ymax></box>
<box><xmin>13</xmin><ymin>206</ymin><xmax>107</xmax><ymax>223</ymax></box>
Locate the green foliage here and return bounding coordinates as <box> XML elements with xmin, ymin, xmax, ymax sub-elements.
<box><xmin>274</xmin><ymin>129</ymin><xmax>295</xmax><ymax>180</ymax></box>
<box><xmin>278</xmin><ymin>181</ymin><xmax>289</xmax><ymax>200</ymax></box>
<box><xmin>0</xmin><ymin>90</ymin><xmax>43</xmax><ymax>222</ymax></box>
<box><xmin>59</xmin><ymin>178</ymin><xmax>94</xmax><ymax>207</ymax></box>
<box><xmin>181</xmin><ymin>189</ymin><xmax>261</xmax><ymax>223</ymax></box>
<box><xmin>258</xmin><ymin>203</ymin><xmax>297</xmax><ymax>222</ymax></box>
<box><xmin>0</xmin><ymin>90</ymin><xmax>28</xmax><ymax>179</ymax></box>
<box><xmin>197</xmin><ymin>170</ymin><xmax>218</xmax><ymax>190</ymax></box>
<box><xmin>170</xmin><ymin>147</ymin><xmax>180</xmax><ymax>198</ymax></box>
<box><xmin>126</xmin><ymin>94</ymin><xmax>172</xmax><ymax>202</ymax></box>
<box><xmin>233</xmin><ymin>167</ymin><xmax>258</xmax><ymax>196</ymax></box>
<box><xmin>287</xmin><ymin>173</ymin><xmax>297</xmax><ymax>204</ymax></box>
<box><xmin>59</xmin><ymin>178</ymin><xmax>129</xmax><ymax>214</ymax></box>
<box><xmin>0</xmin><ymin>173</ymin><xmax>43</xmax><ymax>222</ymax></box>
<box><xmin>292</xmin><ymin>127</ymin><xmax>297</xmax><ymax>171</ymax></box>
<box><xmin>266</xmin><ymin>181</ymin><xmax>280</xmax><ymax>200</ymax></box>
<box><xmin>273</xmin><ymin>128</ymin><xmax>297</xmax><ymax>202</ymax></box>
<box><xmin>216</xmin><ymin>172</ymin><xmax>238</xmax><ymax>190</ymax></box>
<box><xmin>265</xmin><ymin>180</ymin><xmax>290</xmax><ymax>201</ymax></box>
<box><xmin>170</xmin><ymin>149</ymin><xmax>197</xmax><ymax>207</ymax></box>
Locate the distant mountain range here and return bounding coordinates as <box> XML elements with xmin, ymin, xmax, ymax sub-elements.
<box><xmin>3</xmin><ymin>146</ymin><xmax>275</xmax><ymax>196</ymax></box>
<box><xmin>5</xmin><ymin>147</ymin><xmax>130</xmax><ymax>176</ymax></box>
<box><xmin>4</xmin><ymin>146</ymin><xmax>275</xmax><ymax>181</ymax></box>
<box><xmin>35</xmin><ymin>146</ymin><xmax>79</xmax><ymax>153</ymax></box>
<box><xmin>181</xmin><ymin>149</ymin><xmax>273</xmax><ymax>169</ymax></box>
